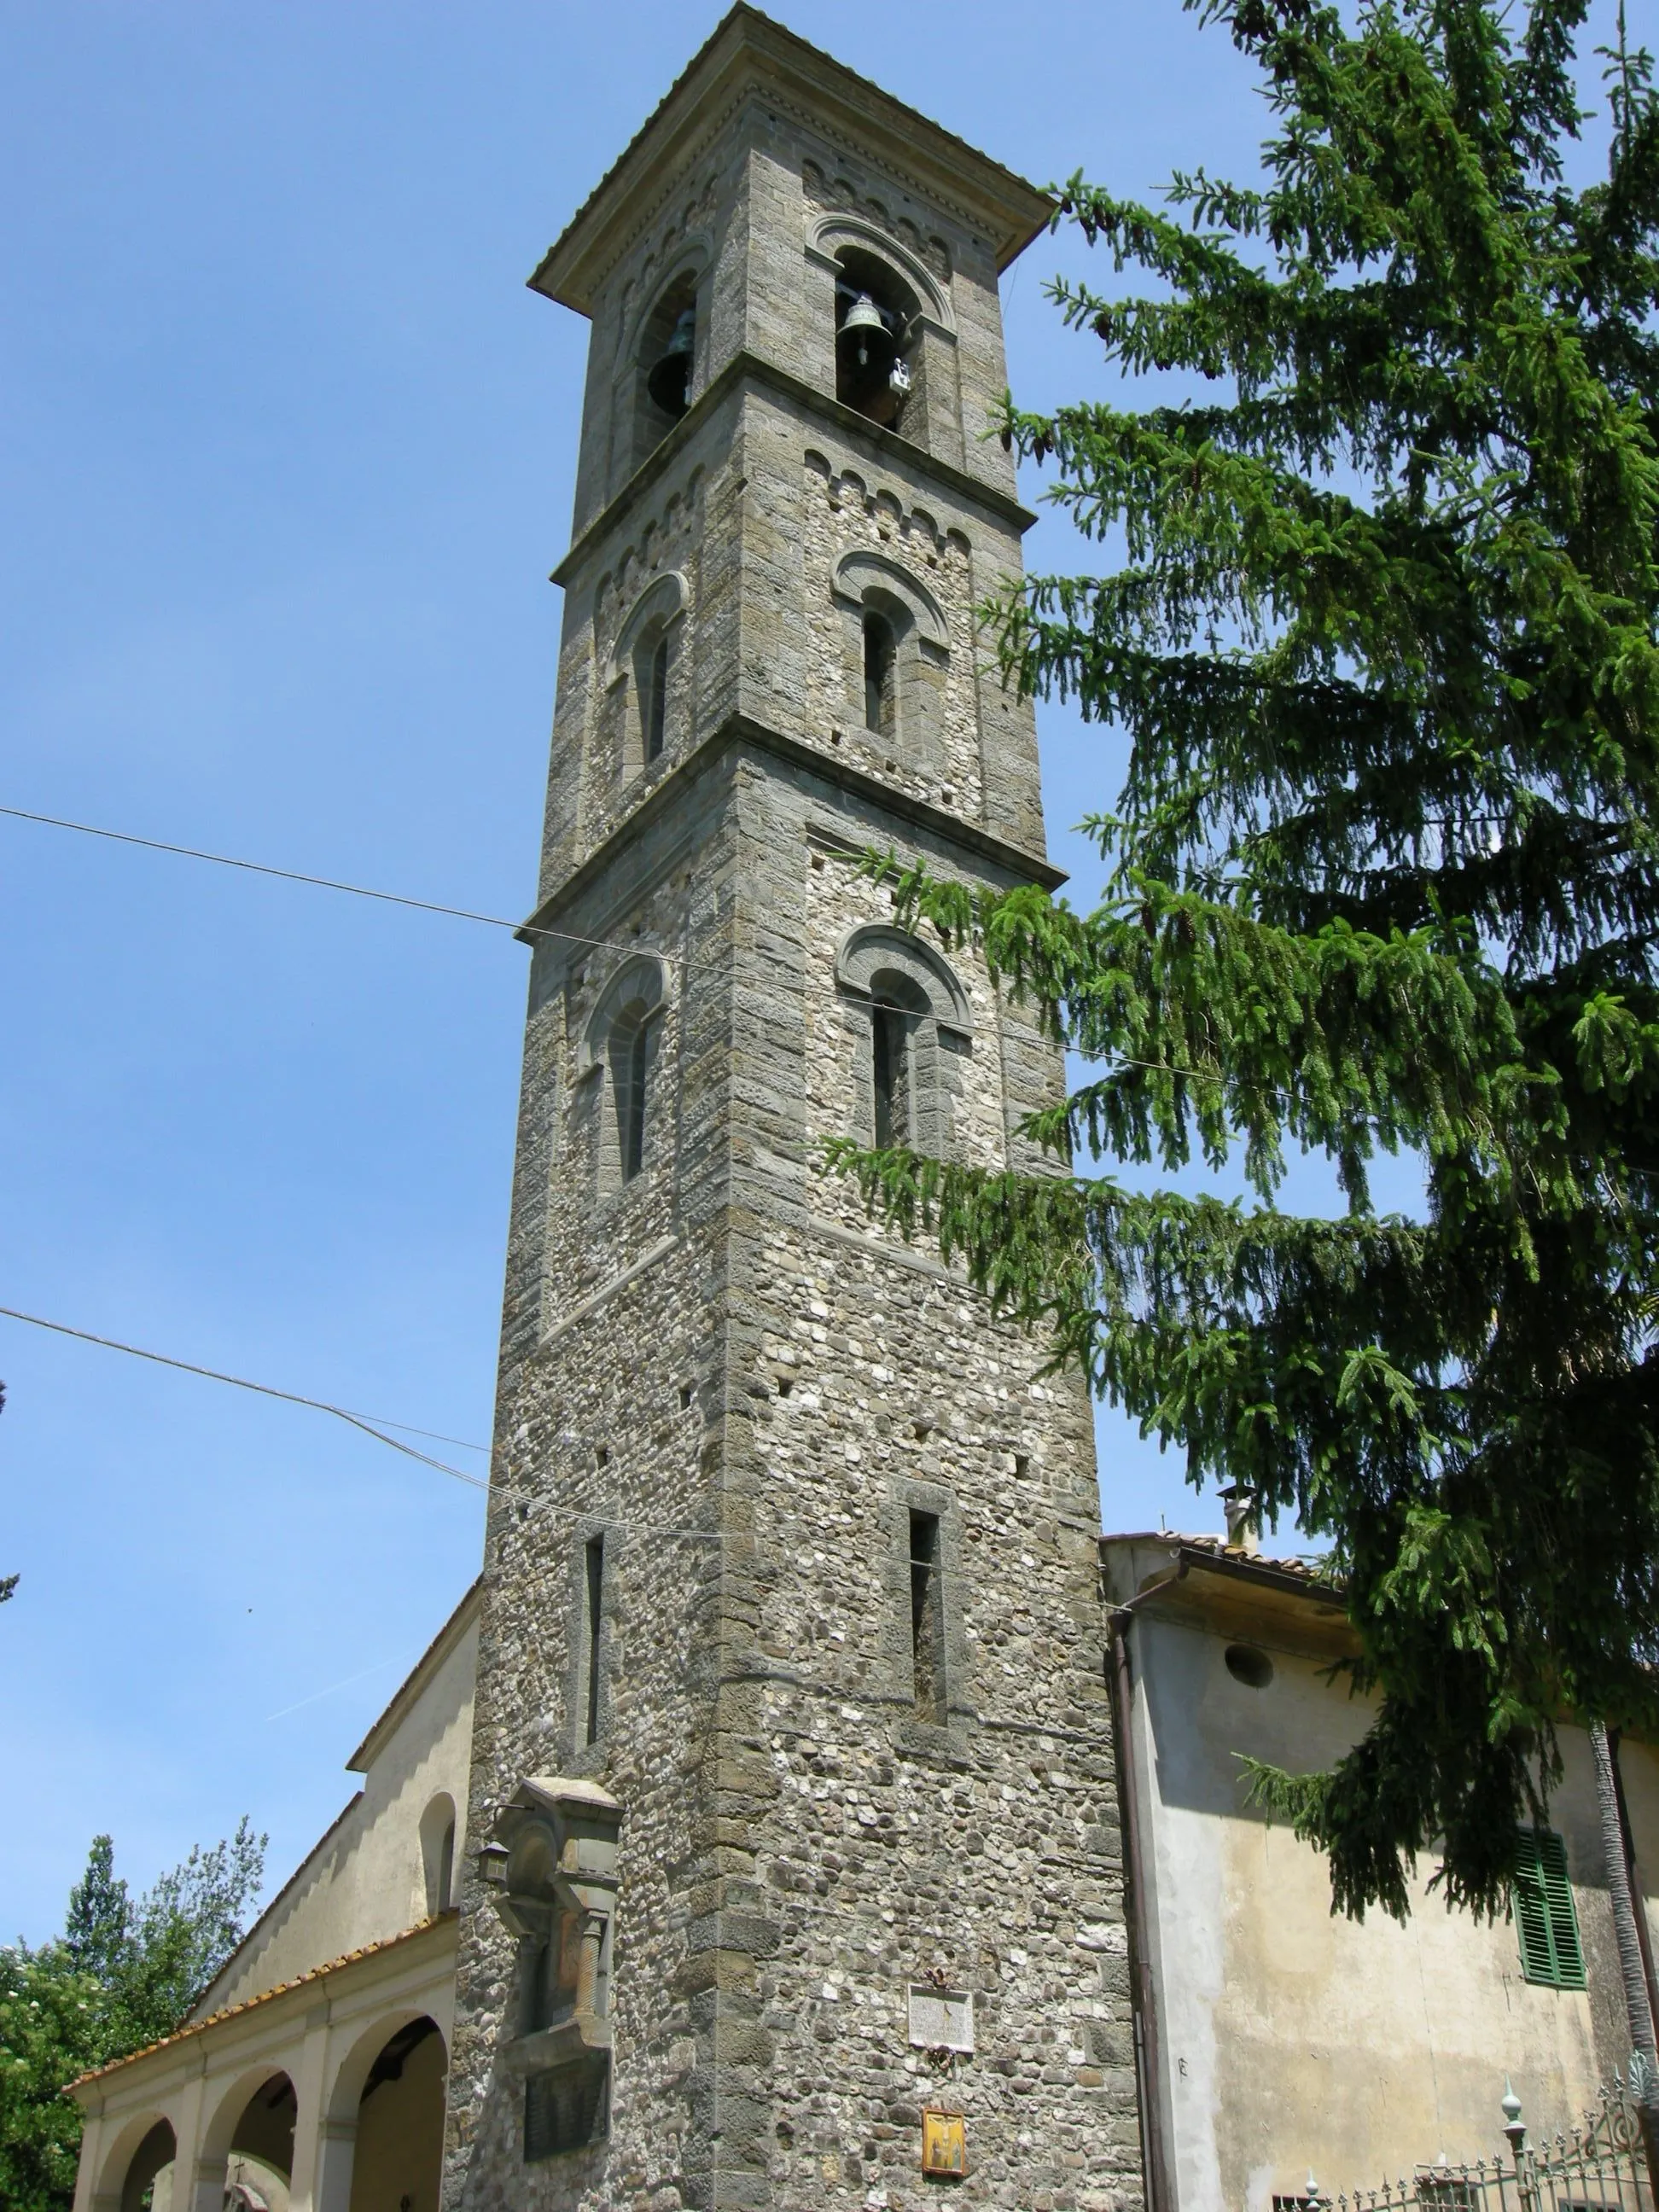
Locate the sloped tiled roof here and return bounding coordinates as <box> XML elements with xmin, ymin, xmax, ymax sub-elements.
<box><xmin>1101</xmin><ymin>1528</ymin><xmax>1339</xmax><ymax>1590</ymax></box>
<box><xmin>64</xmin><ymin>1910</ymin><xmax>458</xmax><ymax>2096</ymax></box>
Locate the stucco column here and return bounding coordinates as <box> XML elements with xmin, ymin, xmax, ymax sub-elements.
<box><xmin>575</xmin><ymin>1906</ymin><xmax>608</xmax><ymax>2016</ymax></box>
<box><xmin>70</xmin><ymin>2106</ymin><xmax>103</xmax><ymax>2212</ymax></box>
<box><xmin>313</xmin><ymin>2115</ymin><xmax>358</xmax><ymax>2212</ymax></box>
<box><xmin>286</xmin><ymin>2006</ymin><xmax>333</xmax><ymax>2212</ymax></box>
<box><xmin>178</xmin><ymin>2155</ymin><xmax>225</xmax><ymax>2212</ymax></box>
<box><xmin>183</xmin><ymin>2154</ymin><xmax>228</xmax><ymax>2212</ymax></box>
<box><xmin>166</xmin><ymin>2064</ymin><xmax>218</xmax><ymax>2212</ymax></box>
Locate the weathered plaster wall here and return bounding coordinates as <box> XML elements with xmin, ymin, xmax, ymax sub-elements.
<box><xmin>1124</xmin><ymin>1602</ymin><xmax>1659</xmax><ymax>2212</ymax></box>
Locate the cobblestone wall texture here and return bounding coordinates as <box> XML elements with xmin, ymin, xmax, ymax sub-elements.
<box><xmin>445</xmin><ymin>18</ymin><xmax>1144</xmax><ymax>2212</ymax></box>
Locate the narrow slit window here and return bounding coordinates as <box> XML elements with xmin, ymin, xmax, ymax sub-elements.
<box><xmin>864</xmin><ymin>611</ymin><xmax>895</xmax><ymax>736</ymax></box>
<box><xmin>870</xmin><ymin>976</ymin><xmax>926</xmax><ymax>1151</ymax></box>
<box><xmin>873</xmin><ymin>1007</ymin><xmax>900</xmax><ymax>1147</ymax></box>
<box><xmin>420</xmin><ymin>1795</ymin><xmax>457</xmax><ymax>1917</ymax></box>
<box><xmin>643</xmin><ymin>632</ymin><xmax>671</xmax><ymax>763</ymax></box>
<box><xmin>583</xmin><ymin>1534</ymin><xmax>604</xmax><ymax>1746</ymax></box>
<box><xmin>1513</xmin><ymin>1825</ymin><xmax>1585</xmax><ymax>1988</ymax></box>
<box><xmin>909</xmin><ymin>1509</ymin><xmax>946</xmax><ymax>1724</ymax></box>
<box><xmin>613</xmin><ymin>1017</ymin><xmax>649</xmax><ymax>1183</ymax></box>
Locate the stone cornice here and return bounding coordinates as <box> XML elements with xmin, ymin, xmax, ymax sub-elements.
<box><xmin>528</xmin><ymin>5</ymin><xmax>1053</xmax><ymax>315</ymax></box>
<box><xmin>517</xmin><ymin>709</ymin><xmax>1065</xmax><ymax>958</ymax></box>
<box><xmin>550</xmin><ymin>350</ymin><xmax>1034</xmax><ymax>591</ymax></box>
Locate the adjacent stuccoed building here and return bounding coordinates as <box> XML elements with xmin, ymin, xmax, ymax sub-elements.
<box><xmin>442</xmin><ymin>8</ymin><xmax>1139</xmax><ymax>2209</ymax></box>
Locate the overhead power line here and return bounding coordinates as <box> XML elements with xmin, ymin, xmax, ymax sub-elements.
<box><xmin>0</xmin><ymin>1304</ymin><xmax>490</xmax><ymax>1490</ymax></box>
<box><xmin>0</xmin><ymin>1303</ymin><xmax>844</xmax><ymax>1554</ymax></box>
<box><xmin>2</xmin><ymin>802</ymin><xmax>1323</xmax><ymax>1103</ymax></box>
<box><xmin>0</xmin><ymin>803</ymin><xmax>650</xmax><ymax>963</ymax></box>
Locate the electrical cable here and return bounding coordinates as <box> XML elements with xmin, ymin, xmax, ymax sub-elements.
<box><xmin>0</xmin><ymin>1304</ymin><xmax>490</xmax><ymax>1489</ymax></box>
<box><xmin>0</xmin><ymin>799</ymin><xmax>1304</xmax><ymax>1097</ymax></box>
<box><xmin>0</xmin><ymin>803</ymin><xmax>658</xmax><ymax>965</ymax></box>
<box><xmin>0</xmin><ymin>1307</ymin><xmax>801</xmax><ymax>1544</ymax></box>
<box><xmin>5</xmin><ymin>799</ymin><xmax>1400</xmax><ymax>1109</ymax></box>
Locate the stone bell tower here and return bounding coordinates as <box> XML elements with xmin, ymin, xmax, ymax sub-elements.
<box><xmin>444</xmin><ymin>10</ymin><xmax>1142</xmax><ymax>2209</ymax></box>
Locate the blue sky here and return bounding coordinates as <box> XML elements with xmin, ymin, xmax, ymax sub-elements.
<box><xmin>0</xmin><ymin>0</ymin><xmax>1563</xmax><ymax>1944</ymax></box>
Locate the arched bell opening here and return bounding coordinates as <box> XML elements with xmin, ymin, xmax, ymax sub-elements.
<box><xmin>116</xmin><ymin>2116</ymin><xmax>176</xmax><ymax>2212</ymax></box>
<box><xmin>580</xmin><ymin>954</ymin><xmax>668</xmax><ymax>1197</ymax></box>
<box><xmin>346</xmin><ymin>2016</ymin><xmax>448</xmax><ymax>2212</ymax></box>
<box><xmin>863</xmin><ymin>606</ymin><xmax>898</xmax><ymax>738</ymax></box>
<box><xmin>835</xmin><ymin>247</ymin><xmax>918</xmax><ymax>430</ymax></box>
<box><xmin>607</xmin><ymin>1000</ymin><xmax>653</xmax><ymax>1185</ymax></box>
<box><xmin>633</xmin><ymin>272</ymin><xmax>699</xmax><ymax>467</ymax></box>
<box><xmin>836</xmin><ymin>923</ymin><xmax>973</xmax><ymax>1161</ymax></box>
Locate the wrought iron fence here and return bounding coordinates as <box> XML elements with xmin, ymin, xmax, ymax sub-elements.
<box><xmin>1306</xmin><ymin>2085</ymin><xmax>1652</xmax><ymax>2212</ymax></box>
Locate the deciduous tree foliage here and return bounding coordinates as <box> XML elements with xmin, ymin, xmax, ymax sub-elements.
<box><xmin>0</xmin><ymin>1824</ymin><xmax>264</xmax><ymax>2211</ymax></box>
<box><xmin>832</xmin><ymin>0</ymin><xmax>1659</xmax><ymax>1920</ymax></box>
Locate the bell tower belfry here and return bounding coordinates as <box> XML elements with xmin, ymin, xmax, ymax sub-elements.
<box><xmin>445</xmin><ymin>11</ymin><xmax>1141</xmax><ymax>2209</ymax></box>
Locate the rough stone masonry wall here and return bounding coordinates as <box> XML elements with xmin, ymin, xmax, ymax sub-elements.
<box><xmin>449</xmin><ymin>729</ymin><xmax>1146</xmax><ymax>2212</ymax></box>
<box><xmin>733</xmin><ymin>1229</ymin><xmax>1139</xmax><ymax>2212</ymax></box>
<box><xmin>451</xmin><ymin>49</ymin><xmax>1144</xmax><ymax>2208</ymax></box>
<box><xmin>685</xmin><ymin>754</ymin><xmax>1145</xmax><ymax>2212</ymax></box>
<box><xmin>446</xmin><ymin>761</ymin><xmax>747</xmax><ymax>2212</ymax></box>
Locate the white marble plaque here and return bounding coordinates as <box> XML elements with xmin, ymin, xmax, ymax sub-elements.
<box><xmin>907</xmin><ymin>1984</ymin><xmax>974</xmax><ymax>2052</ymax></box>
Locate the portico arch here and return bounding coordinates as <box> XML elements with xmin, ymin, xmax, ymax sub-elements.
<box><xmin>317</xmin><ymin>2011</ymin><xmax>448</xmax><ymax>2212</ymax></box>
<box><xmin>93</xmin><ymin>2110</ymin><xmax>175</xmax><ymax>2212</ymax></box>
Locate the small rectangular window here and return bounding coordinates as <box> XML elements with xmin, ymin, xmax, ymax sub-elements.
<box><xmin>909</xmin><ymin>1509</ymin><xmax>946</xmax><ymax>1724</ymax></box>
<box><xmin>1513</xmin><ymin>1825</ymin><xmax>1585</xmax><ymax>1988</ymax></box>
<box><xmin>583</xmin><ymin>1534</ymin><xmax>604</xmax><ymax>1746</ymax></box>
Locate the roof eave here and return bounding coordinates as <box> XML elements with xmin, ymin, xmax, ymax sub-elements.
<box><xmin>64</xmin><ymin>1912</ymin><xmax>460</xmax><ymax>2102</ymax></box>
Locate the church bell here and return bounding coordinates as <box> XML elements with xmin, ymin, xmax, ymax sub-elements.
<box><xmin>835</xmin><ymin>291</ymin><xmax>897</xmax><ymax>381</ymax></box>
<box><xmin>646</xmin><ymin>308</ymin><xmax>696</xmax><ymax>418</ymax></box>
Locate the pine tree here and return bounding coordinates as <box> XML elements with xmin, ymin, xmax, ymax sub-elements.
<box><xmin>834</xmin><ymin>0</ymin><xmax>1659</xmax><ymax>1919</ymax></box>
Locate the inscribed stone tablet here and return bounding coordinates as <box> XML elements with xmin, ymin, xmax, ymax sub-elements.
<box><xmin>906</xmin><ymin>1985</ymin><xmax>974</xmax><ymax>2051</ymax></box>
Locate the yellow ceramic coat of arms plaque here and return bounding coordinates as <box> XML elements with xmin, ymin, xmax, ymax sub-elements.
<box><xmin>921</xmin><ymin>2108</ymin><xmax>967</xmax><ymax>2178</ymax></box>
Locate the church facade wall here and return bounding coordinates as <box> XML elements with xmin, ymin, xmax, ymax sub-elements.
<box><xmin>196</xmin><ymin>1605</ymin><xmax>478</xmax><ymax>2019</ymax></box>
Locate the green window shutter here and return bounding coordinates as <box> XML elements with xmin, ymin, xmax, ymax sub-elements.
<box><xmin>1514</xmin><ymin>1828</ymin><xmax>1586</xmax><ymax>1989</ymax></box>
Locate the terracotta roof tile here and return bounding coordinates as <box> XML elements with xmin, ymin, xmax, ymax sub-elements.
<box><xmin>64</xmin><ymin>1909</ymin><xmax>458</xmax><ymax>2095</ymax></box>
<box><xmin>1099</xmin><ymin>1528</ymin><xmax>1340</xmax><ymax>1589</ymax></box>
<box><xmin>1173</xmin><ymin>1533</ymin><xmax>1339</xmax><ymax>1585</ymax></box>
